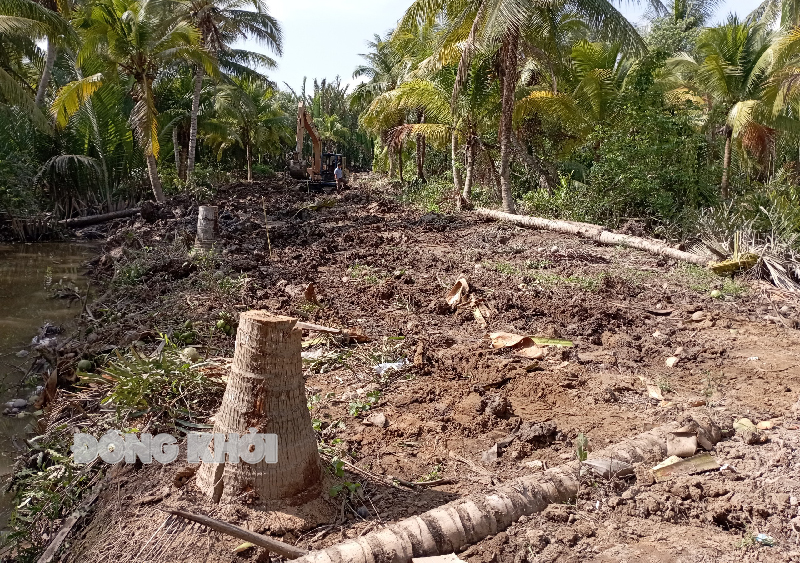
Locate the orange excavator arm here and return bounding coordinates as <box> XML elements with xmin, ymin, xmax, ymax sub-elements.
<box><xmin>295</xmin><ymin>101</ymin><xmax>321</xmax><ymax>179</ymax></box>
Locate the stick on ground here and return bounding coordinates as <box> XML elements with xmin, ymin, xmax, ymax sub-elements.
<box><xmin>164</xmin><ymin>508</ymin><xmax>309</xmax><ymax>559</ymax></box>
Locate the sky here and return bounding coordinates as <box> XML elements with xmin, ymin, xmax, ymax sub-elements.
<box><xmin>240</xmin><ymin>0</ymin><xmax>765</xmax><ymax>94</ymax></box>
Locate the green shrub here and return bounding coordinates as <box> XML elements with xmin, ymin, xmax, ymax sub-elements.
<box><xmin>90</xmin><ymin>344</ymin><xmax>225</xmax><ymax>429</ymax></box>
<box><xmin>252</xmin><ymin>163</ymin><xmax>276</xmax><ymax>178</ymax></box>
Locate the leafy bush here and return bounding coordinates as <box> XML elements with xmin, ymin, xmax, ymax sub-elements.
<box><xmin>252</xmin><ymin>163</ymin><xmax>276</xmax><ymax>178</ymax></box>
<box><xmin>578</xmin><ymin>98</ymin><xmax>718</xmax><ymax>226</ymax></box>
<box><xmin>7</xmin><ymin>430</ymin><xmax>102</xmax><ymax>562</ymax></box>
<box><xmin>0</xmin><ymin>154</ymin><xmax>40</xmax><ymax>215</ymax></box>
<box><xmin>91</xmin><ymin>345</ymin><xmax>225</xmax><ymax>429</ymax></box>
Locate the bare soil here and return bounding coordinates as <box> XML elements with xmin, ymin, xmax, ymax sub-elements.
<box><xmin>43</xmin><ymin>175</ymin><xmax>800</xmax><ymax>562</ymax></box>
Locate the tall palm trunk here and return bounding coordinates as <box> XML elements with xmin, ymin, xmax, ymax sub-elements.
<box><xmin>35</xmin><ymin>40</ymin><xmax>57</xmax><ymax>108</ymax></box>
<box><xmin>463</xmin><ymin>135</ymin><xmax>476</xmax><ymax>201</ymax></box>
<box><xmin>246</xmin><ymin>139</ymin><xmax>253</xmax><ymax>182</ymax></box>
<box><xmin>179</xmin><ymin>127</ymin><xmax>188</xmax><ymax>181</ymax></box>
<box><xmin>721</xmin><ymin>126</ymin><xmax>732</xmax><ymax>199</ymax></box>
<box><xmin>397</xmin><ymin>141</ymin><xmax>404</xmax><ymax>183</ymax></box>
<box><xmin>498</xmin><ymin>30</ymin><xmax>518</xmax><ymax>214</ymax></box>
<box><xmin>416</xmin><ymin>111</ymin><xmax>426</xmax><ymax>183</ymax></box>
<box><xmin>452</xmin><ymin>128</ymin><xmax>464</xmax><ymax>201</ymax></box>
<box><xmin>187</xmin><ymin>65</ymin><xmax>204</xmax><ymax>181</ymax></box>
<box><xmin>173</xmin><ymin>127</ymin><xmax>181</xmax><ymax>173</ymax></box>
<box><xmin>145</xmin><ymin>152</ymin><xmax>165</xmax><ymax>203</ymax></box>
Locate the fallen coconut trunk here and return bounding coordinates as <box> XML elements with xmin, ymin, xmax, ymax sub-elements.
<box><xmin>293</xmin><ymin>419</ymin><xmax>720</xmax><ymax>563</ymax></box>
<box><xmin>57</xmin><ymin>208</ymin><xmax>141</xmax><ymax>229</ymax></box>
<box><xmin>475</xmin><ymin>209</ymin><xmax>710</xmax><ymax>266</ymax></box>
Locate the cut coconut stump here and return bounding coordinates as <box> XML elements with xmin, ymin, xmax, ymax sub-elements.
<box><xmin>194</xmin><ymin>205</ymin><xmax>219</xmax><ymax>251</ymax></box>
<box><xmin>196</xmin><ymin>312</ymin><xmax>322</xmax><ymax>505</ymax></box>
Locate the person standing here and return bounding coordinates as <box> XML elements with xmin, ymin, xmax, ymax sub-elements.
<box><xmin>334</xmin><ymin>162</ymin><xmax>345</xmax><ymax>189</ymax></box>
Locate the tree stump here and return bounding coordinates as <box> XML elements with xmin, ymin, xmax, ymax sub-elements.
<box><xmin>194</xmin><ymin>205</ymin><xmax>218</xmax><ymax>250</ymax></box>
<box><xmin>197</xmin><ymin>312</ymin><xmax>322</xmax><ymax>505</ymax></box>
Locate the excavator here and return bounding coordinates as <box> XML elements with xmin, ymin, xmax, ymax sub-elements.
<box><xmin>288</xmin><ymin>101</ymin><xmax>347</xmax><ymax>188</ymax></box>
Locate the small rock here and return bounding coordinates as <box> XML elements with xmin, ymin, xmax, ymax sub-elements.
<box><xmin>180</xmin><ymin>347</ymin><xmax>201</xmax><ymax>363</ymax></box>
<box><xmin>356</xmin><ymin>506</ymin><xmax>370</xmax><ymax>519</ymax></box>
<box><xmin>11</xmin><ymin>399</ymin><xmax>27</xmax><ymax>409</ymax></box>
<box><xmin>691</xmin><ymin>311</ymin><xmax>706</xmax><ymax>322</ymax></box>
<box><xmin>710</xmin><ymin>290</ymin><xmax>722</xmax><ymax>299</ymax></box>
<box><xmin>665</xmin><ymin>356</ymin><xmax>679</xmax><ymax>368</ymax></box>
<box><xmin>522</xmin><ymin>460</ymin><xmax>544</xmax><ymax>471</ymax></box>
<box><xmin>621</xmin><ymin>486</ymin><xmax>640</xmax><ymax>500</ymax></box>
<box><xmin>365</xmin><ymin>412</ymin><xmax>388</xmax><ymax>428</ymax></box>
<box><xmin>10</xmin><ymin>408</ymin><xmax>18</xmax><ymax>415</ymax></box>
<box><xmin>482</xmin><ymin>443</ymin><xmax>500</xmax><ymax>464</ymax></box>
<box><xmin>15</xmin><ymin>350</ymin><xmax>29</xmax><ymax>358</ymax></box>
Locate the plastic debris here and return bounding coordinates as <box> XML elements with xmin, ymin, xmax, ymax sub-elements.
<box><xmin>374</xmin><ymin>358</ymin><xmax>409</xmax><ymax>375</ymax></box>
<box><xmin>755</xmin><ymin>534</ymin><xmax>775</xmax><ymax>547</ymax></box>
<box><xmin>647</xmin><ymin>385</ymin><xmax>664</xmax><ymax>401</ymax></box>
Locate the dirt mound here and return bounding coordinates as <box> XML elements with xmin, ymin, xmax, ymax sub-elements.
<box><xmin>43</xmin><ymin>175</ymin><xmax>800</xmax><ymax>562</ymax></box>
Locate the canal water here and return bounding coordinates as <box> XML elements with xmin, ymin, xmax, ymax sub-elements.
<box><xmin>0</xmin><ymin>242</ymin><xmax>95</xmax><ymax>527</ymax></box>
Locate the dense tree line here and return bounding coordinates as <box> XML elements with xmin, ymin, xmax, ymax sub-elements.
<box><xmin>355</xmin><ymin>0</ymin><xmax>800</xmax><ymax>238</ymax></box>
<box><xmin>3</xmin><ymin>0</ymin><xmax>800</xmax><ymax>242</ymax></box>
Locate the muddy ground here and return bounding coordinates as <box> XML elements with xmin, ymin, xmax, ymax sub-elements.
<box><xmin>25</xmin><ymin>175</ymin><xmax>800</xmax><ymax>562</ymax></box>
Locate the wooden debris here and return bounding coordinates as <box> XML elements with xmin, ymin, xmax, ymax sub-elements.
<box><xmin>37</xmin><ymin>484</ymin><xmax>103</xmax><ymax>563</ymax></box>
<box><xmin>582</xmin><ymin>458</ymin><xmax>634</xmax><ymax>479</ymax></box>
<box><xmin>445</xmin><ymin>278</ymin><xmax>470</xmax><ymax>306</ymax></box>
<box><xmin>708</xmin><ymin>253</ymin><xmax>758</xmax><ymax>275</ymax></box>
<box><xmin>652</xmin><ymin>452</ymin><xmax>720</xmax><ymax>482</ymax></box>
<box><xmin>666</xmin><ymin>432</ymin><xmax>698</xmax><ymax>458</ymax></box>
<box><xmin>296</xmin><ymin>321</ymin><xmax>341</xmax><ymax>334</ymax></box>
<box><xmin>164</xmin><ymin>508</ymin><xmax>308</xmax><ymax>559</ymax></box>
<box><xmin>304</xmin><ymin>283</ymin><xmax>320</xmax><ymax>305</ymax></box>
<box><xmin>58</xmin><ymin>207</ymin><xmax>141</xmax><ymax>229</ymax></box>
<box><xmin>448</xmin><ymin>450</ymin><xmax>493</xmax><ymax>477</ymax></box>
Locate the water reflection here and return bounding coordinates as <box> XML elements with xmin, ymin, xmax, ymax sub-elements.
<box><xmin>0</xmin><ymin>242</ymin><xmax>95</xmax><ymax>527</ymax></box>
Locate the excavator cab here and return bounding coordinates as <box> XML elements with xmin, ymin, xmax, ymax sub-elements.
<box><xmin>319</xmin><ymin>153</ymin><xmax>346</xmax><ymax>184</ymax></box>
<box><xmin>288</xmin><ymin>102</ymin><xmax>347</xmax><ymax>188</ymax></box>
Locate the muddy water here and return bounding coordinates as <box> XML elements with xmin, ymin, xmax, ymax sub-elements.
<box><xmin>0</xmin><ymin>242</ymin><xmax>95</xmax><ymax>526</ymax></box>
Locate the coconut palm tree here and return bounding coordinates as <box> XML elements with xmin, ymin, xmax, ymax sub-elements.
<box><xmin>397</xmin><ymin>0</ymin><xmax>644</xmax><ymax>213</ymax></box>
<box><xmin>184</xmin><ymin>0</ymin><xmax>282</xmax><ymax>182</ymax></box>
<box><xmin>666</xmin><ymin>16</ymin><xmax>773</xmax><ymax>197</ymax></box>
<box><xmin>204</xmin><ymin>78</ymin><xmax>291</xmax><ymax>181</ymax></box>
<box><xmin>749</xmin><ymin>0</ymin><xmax>800</xmax><ymax>29</ymax></box>
<box><xmin>0</xmin><ymin>0</ymin><xmax>73</xmax><ymax>124</ymax></box>
<box><xmin>362</xmin><ymin>55</ymin><xmax>500</xmax><ymax>202</ymax></box>
<box><xmin>52</xmin><ymin>0</ymin><xmax>215</xmax><ymax>203</ymax></box>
